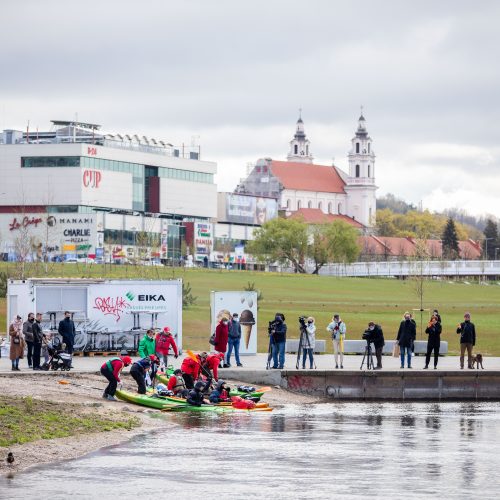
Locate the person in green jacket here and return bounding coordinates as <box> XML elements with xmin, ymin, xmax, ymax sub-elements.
<box><xmin>138</xmin><ymin>329</ymin><xmax>156</xmax><ymax>358</ymax></box>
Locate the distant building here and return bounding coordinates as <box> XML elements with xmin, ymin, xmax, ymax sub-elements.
<box><xmin>236</xmin><ymin>112</ymin><xmax>377</xmax><ymax>228</ymax></box>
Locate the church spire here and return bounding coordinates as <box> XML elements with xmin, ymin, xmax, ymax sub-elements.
<box><xmin>287</xmin><ymin>110</ymin><xmax>313</xmax><ymax>163</ymax></box>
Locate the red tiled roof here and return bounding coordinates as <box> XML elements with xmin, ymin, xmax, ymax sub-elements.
<box><xmin>288</xmin><ymin>208</ymin><xmax>364</xmax><ymax>228</ymax></box>
<box><xmin>270</xmin><ymin>160</ymin><xmax>346</xmax><ymax>193</ymax></box>
<box><xmin>359</xmin><ymin>236</ymin><xmax>482</xmax><ymax>260</ymax></box>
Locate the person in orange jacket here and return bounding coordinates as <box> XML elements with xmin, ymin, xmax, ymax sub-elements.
<box><xmin>155</xmin><ymin>326</ymin><xmax>178</xmax><ymax>370</ymax></box>
<box><xmin>100</xmin><ymin>354</ymin><xmax>132</xmax><ymax>401</ymax></box>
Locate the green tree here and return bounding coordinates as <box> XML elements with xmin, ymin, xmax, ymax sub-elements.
<box><xmin>483</xmin><ymin>219</ymin><xmax>499</xmax><ymax>259</ymax></box>
<box><xmin>308</xmin><ymin>221</ymin><xmax>360</xmax><ymax>274</ymax></box>
<box><xmin>247</xmin><ymin>218</ymin><xmax>308</xmax><ymax>273</ymax></box>
<box><xmin>441</xmin><ymin>218</ymin><xmax>460</xmax><ymax>260</ymax></box>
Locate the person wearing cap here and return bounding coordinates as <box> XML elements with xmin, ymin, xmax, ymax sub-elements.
<box><xmin>100</xmin><ymin>354</ymin><xmax>132</xmax><ymax>401</ymax></box>
<box><xmin>225</xmin><ymin>312</ymin><xmax>243</xmax><ymax>368</ymax></box>
<box><xmin>167</xmin><ymin>368</ymin><xmax>189</xmax><ymax>397</ymax></box>
<box><xmin>397</xmin><ymin>312</ymin><xmax>416</xmax><ymax>369</ymax></box>
<box><xmin>138</xmin><ymin>329</ymin><xmax>156</xmax><ymax>358</ymax></box>
<box><xmin>130</xmin><ymin>354</ymin><xmax>159</xmax><ymax>394</ymax></box>
<box><xmin>364</xmin><ymin>321</ymin><xmax>385</xmax><ymax>369</ymax></box>
<box><xmin>302</xmin><ymin>316</ymin><xmax>316</xmax><ymax>369</ymax></box>
<box><xmin>456</xmin><ymin>312</ymin><xmax>476</xmax><ymax>369</ymax></box>
<box><xmin>155</xmin><ymin>326</ymin><xmax>178</xmax><ymax>370</ymax></box>
<box><xmin>326</xmin><ymin>314</ymin><xmax>346</xmax><ymax>369</ymax></box>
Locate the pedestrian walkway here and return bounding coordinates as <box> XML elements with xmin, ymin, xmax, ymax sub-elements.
<box><xmin>1</xmin><ymin>352</ymin><xmax>499</xmax><ymax>374</ymax></box>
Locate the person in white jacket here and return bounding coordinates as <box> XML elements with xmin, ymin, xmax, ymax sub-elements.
<box><xmin>326</xmin><ymin>314</ymin><xmax>346</xmax><ymax>369</ymax></box>
<box><xmin>302</xmin><ymin>316</ymin><xmax>316</xmax><ymax>369</ymax></box>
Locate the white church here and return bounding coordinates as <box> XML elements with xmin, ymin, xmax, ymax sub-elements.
<box><xmin>236</xmin><ymin>112</ymin><xmax>378</xmax><ymax>228</ymax></box>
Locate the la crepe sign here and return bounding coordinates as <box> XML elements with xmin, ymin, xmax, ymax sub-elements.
<box><xmin>9</xmin><ymin>216</ymin><xmax>43</xmax><ymax>231</ymax></box>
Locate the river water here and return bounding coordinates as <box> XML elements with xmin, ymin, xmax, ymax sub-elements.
<box><xmin>2</xmin><ymin>402</ymin><xmax>500</xmax><ymax>500</ymax></box>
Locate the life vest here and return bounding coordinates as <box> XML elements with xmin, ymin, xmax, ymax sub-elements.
<box><xmin>104</xmin><ymin>357</ymin><xmax>121</xmax><ymax>372</ymax></box>
<box><xmin>172</xmin><ymin>375</ymin><xmax>186</xmax><ymax>393</ymax></box>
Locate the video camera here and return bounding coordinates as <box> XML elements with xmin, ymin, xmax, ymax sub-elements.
<box><xmin>362</xmin><ymin>330</ymin><xmax>373</xmax><ymax>343</ymax></box>
<box><xmin>268</xmin><ymin>320</ymin><xmax>278</xmax><ymax>335</ymax></box>
<box><xmin>298</xmin><ymin>316</ymin><xmax>307</xmax><ymax>328</ymax></box>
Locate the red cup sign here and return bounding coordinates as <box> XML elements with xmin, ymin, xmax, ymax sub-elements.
<box><xmin>83</xmin><ymin>169</ymin><xmax>102</xmax><ymax>188</ymax></box>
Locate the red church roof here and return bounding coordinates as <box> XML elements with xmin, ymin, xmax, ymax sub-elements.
<box><xmin>269</xmin><ymin>160</ymin><xmax>346</xmax><ymax>194</ymax></box>
<box><xmin>288</xmin><ymin>208</ymin><xmax>364</xmax><ymax>228</ymax></box>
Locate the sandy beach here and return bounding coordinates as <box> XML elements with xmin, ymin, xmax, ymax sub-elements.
<box><xmin>0</xmin><ymin>371</ymin><xmax>316</xmax><ymax>476</ymax></box>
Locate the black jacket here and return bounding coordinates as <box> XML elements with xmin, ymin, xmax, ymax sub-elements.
<box><xmin>270</xmin><ymin>321</ymin><xmax>287</xmax><ymax>344</ymax></box>
<box><xmin>228</xmin><ymin>319</ymin><xmax>242</xmax><ymax>339</ymax></box>
<box><xmin>457</xmin><ymin>321</ymin><xmax>476</xmax><ymax>345</ymax></box>
<box><xmin>187</xmin><ymin>380</ymin><xmax>212</xmax><ymax>406</ymax></box>
<box><xmin>32</xmin><ymin>320</ymin><xmax>44</xmax><ymax>344</ymax></box>
<box><xmin>364</xmin><ymin>325</ymin><xmax>385</xmax><ymax>349</ymax></box>
<box><xmin>23</xmin><ymin>320</ymin><xmax>34</xmax><ymax>343</ymax></box>
<box><xmin>58</xmin><ymin>317</ymin><xmax>76</xmax><ymax>342</ymax></box>
<box><xmin>425</xmin><ymin>322</ymin><xmax>442</xmax><ymax>345</ymax></box>
<box><xmin>397</xmin><ymin>320</ymin><xmax>416</xmax><ymax>348</ymax></box>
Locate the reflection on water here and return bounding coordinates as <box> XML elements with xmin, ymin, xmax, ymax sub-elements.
<box><xmin>2</xmin><ymin>402</ymin><xmax>500</xmax><ymax>500</ymax></box>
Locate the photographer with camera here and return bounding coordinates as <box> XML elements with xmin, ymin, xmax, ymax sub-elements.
<box><xmin>363</xmin><ymin>321</ymin><xmax>385</xmax><ymax>369</ymax></box>
<box><xmin>268</xmin><ymin>313</ymin><xmax>287</xmax><ymax>369</ymax></box>
<box><xmin>326</xmin><ymin>314</ymin><xmax>346</xmax><ymax>369</ymax></box>
<box><xmin>297</xmin><ymin>316</ymin><xmax>316</xmax><ymax>369</ymax></box>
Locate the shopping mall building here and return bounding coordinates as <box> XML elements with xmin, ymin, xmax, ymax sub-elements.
<box><xmin>0</xmin><ymin>120</ymin><xmax>218</xmax><ymax>262</ymax></box>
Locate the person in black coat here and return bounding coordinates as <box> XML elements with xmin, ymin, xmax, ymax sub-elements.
<box><xmin>32</xmin><ymin>313</ymin><xmax>44</xmax><ymax>370</ymax></box>
<box><xmin>364</xmin><ymin>321</ymin><xmax>385</xmax><ymax>369</ymax></box>
<box><xmin>456</xmin><ymin>312</ymin><xmax>476</xmax><ymax>369</ymax></box>
<box><xmin>269</xmin><ymin>313</ymin><xmax>287</xmax><ymax>369</ymax></box>
<box><xmin>424</xmin><ymin>315</ymin><xmax>442</xmax><ymax>369</ymax></box>
<box><xmin>58</xmin><ymin>311</ymin><xmax>76</xmax><ymax>354</ymax></box>
<box><xmin>397</xmin><ymin>312</ymin><xmax>416</xmax><ymax>369</ymax></box>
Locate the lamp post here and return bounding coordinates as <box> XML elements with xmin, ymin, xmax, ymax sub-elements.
<box><xmin>484</xmin><ymin>237</ymin><xmax>494</xmax><ymax>260</ymax></box>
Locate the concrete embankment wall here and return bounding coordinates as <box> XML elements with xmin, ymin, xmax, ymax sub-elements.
<box><xmin>224</xmin><ymin>369</ymin><xmax>500</xmax><ymax>400</ymax></box>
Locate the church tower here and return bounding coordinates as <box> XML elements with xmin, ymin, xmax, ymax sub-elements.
<box><xmin>344</xmin><ymin>110</ymin><xmax>378</xmax><ymax>227</ymax></box>
<box><xmin>287</xmin><ymin>111</ymin><xmax>313</xmax><ymax>163</ymax></box>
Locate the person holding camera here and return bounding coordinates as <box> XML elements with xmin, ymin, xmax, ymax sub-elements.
<box><xmin>363</xmin><ymin>321</ymin><xmax>385</xmax><ymax>369</ymax></box>
<box><xmin>424</xmin><ymin>315</ymin><xmax>442</xmax><ymax>369</ymax></box>
<box><xmin>397</xmin><ymin>312</ymin><xmax>416</xmax><ymax>369</ymax></box>
<box><xmin>269</xmin><ymin>313</ymin><xmax>287</xmax><ymax>369</ymax></box>
<box><xmin>326</xmin><ymin>314</ymin><xmax>346</xmax><ymax>369</ymax></box>
<box><xmin>301</xmin><ymin>316</ymin><xmax>316</xmax><ymax>369</ymax></box>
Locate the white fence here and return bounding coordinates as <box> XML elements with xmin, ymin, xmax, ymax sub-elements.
<box><xmin>317</xmin><ymin>260</ymin><xmax>500</xmax><ymax>277</ymax></box>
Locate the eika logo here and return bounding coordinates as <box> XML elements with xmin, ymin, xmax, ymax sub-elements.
<box><xmin>125</xmin><ymin>291</ymin><xmax>135</xmax><ymax>301</ymax></box>
<box><xmin>138</xmin><ymin>294</ymin><xmax>165</xmax><ymax>301</ymax></box>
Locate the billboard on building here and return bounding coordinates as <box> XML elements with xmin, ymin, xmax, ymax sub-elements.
<box><xmin>194</xmin><ymin>222</ymin><xmax>213</xmax><ymax>262</ymax></box>
<box><xmin>222</xmin><ymin>194</ymin><xmax>278</xmax><ymax>225</ymax></box>
<box><xmin>210</xmin><ymin>291</ymin><xmax>258</xmax><ymax>355</ymax></box>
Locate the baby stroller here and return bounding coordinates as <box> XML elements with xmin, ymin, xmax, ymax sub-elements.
<box><xmin>41</xmin><ymin>337</ymin><xmax>72</xmax><ymax>371</ymax></box>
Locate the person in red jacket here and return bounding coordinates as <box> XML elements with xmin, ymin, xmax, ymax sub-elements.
<box><xmin>214</xmin><ymin>318</ymin><xmax>229</xmax><ymax>360</ymax></box>
<box><xmin>100</xmin><ymin>355</ymin><xmax>132</xmax><ymax>401</ymax></box>
<box><xmin>180</xmin><ymin>351</ymin><xmax>208</xmax><ymax>389</ymax></box>
<box><xmin>203</xmin><ymin>352</ymin><xmax>225</xmax><ymax>381</ymax></box>
<box><xmin>167</xmin><ymin>368</ymin><xmax>189</xmax><ymax>397</ymax></box>
<box><xmin>155</xmin><ymin>326</ymin><xmax>178</xmax><ymax>370</ymax></box>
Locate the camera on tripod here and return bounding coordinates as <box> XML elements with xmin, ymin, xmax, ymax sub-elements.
<box><xmin>362</xmin><ymin>331</ymin><xmax>373</xmax><ymax>343</ymax></box>
<box><xmin>298</xmin><ymin>316</ymin><xmax>307</xmax><ymax>328</ymax></box>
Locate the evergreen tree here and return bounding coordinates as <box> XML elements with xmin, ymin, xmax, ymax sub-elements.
<box><xmin>441</xmin><ymin>218</ymin><xmax>460</xmax><ymax>260</ymax></box>
<box><xmin>483</xmin><ymin>219</ymin><xmax>499</xmax><ymax>259</ymax></box>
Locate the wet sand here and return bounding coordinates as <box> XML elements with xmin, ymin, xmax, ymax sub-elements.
<box><xmin>0</xmin><ymin>372</ymin><xmax>317</xmax><ymax>475</ymax></box>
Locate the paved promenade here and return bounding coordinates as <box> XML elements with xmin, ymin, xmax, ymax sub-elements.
<box><xmin>1</xmin><ymin>352</ymin><xmax>499</xmax><ymax>374</ymax></box>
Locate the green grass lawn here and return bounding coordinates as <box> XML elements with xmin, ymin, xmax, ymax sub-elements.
<box><xmin>1</xmin><ymin>262</ymin><xmax>499</xmax><ymax>355</ymax></box>
<box><xmin>0</xmin><ymin>396</ymin><xmax>140</xmax><ymax>447</ymax></box>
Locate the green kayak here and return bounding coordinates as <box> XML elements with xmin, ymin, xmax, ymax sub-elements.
<box><xmin>115</xmin><ymin>390</ymin><xmax>177</xmax><ymax>410</ymax></box>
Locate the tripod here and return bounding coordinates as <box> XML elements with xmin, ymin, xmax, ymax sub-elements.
<box><xmin>360</xmin><ymin>341</ymin><xmax>375</xmax><ymax>370</ymax></box>
<box><xmin>296</xmin><ymin>325</ymin><xmax>317</xmax><ymax>370</ymax></box>
<box><xmin>266</xmin><ymin>332</ymin><xmax>273</xmax><ymax>370</ymax></box>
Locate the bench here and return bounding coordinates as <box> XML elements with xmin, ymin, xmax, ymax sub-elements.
<box><xmin>285</xmin><ymin>339</ymin><xmax>326</xmax><ymax>353</ymax></box>
<box><xmin>285</xmin><ymin>339</ymin><xmax>448</xmax><ymax>355</ymax></box>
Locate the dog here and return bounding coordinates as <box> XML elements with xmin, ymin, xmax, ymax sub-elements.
<box><xmin>471</xmin><ymin>353</ymin><xmax>484</xmax><ymax>369</ymax></box>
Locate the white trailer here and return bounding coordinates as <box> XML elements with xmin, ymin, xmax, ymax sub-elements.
<box><xmin>6</xmin><ymin>278</ymin><xmax>183</xmax><ymax>352</ymax></box>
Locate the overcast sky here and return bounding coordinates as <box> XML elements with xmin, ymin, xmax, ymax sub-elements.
<box><xmin>1</xmin><ymin>0</ymin><xmax>499</xmax><ymax>217</ymax></box>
